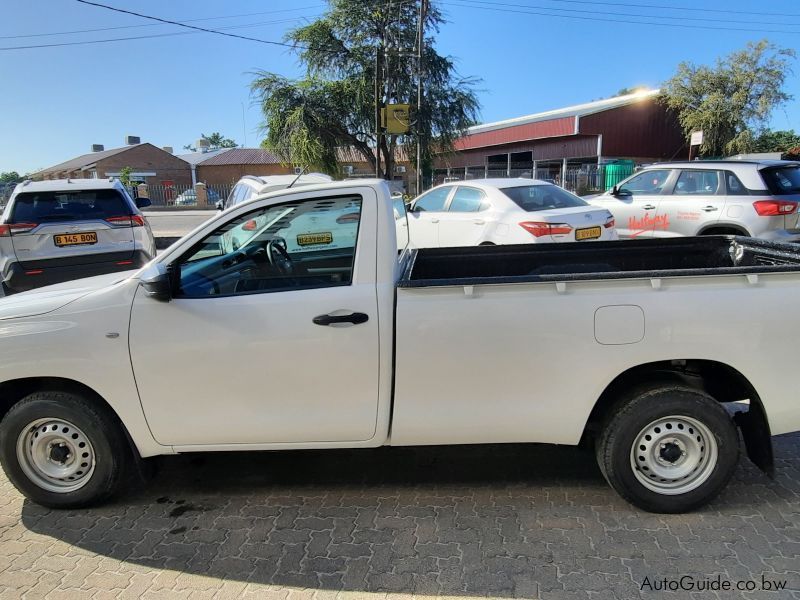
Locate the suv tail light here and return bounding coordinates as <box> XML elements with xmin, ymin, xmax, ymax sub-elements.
<box><xmin>519</xmin><ymin>221</ymin><xmax>573</xmax><ymax>237</ymax></box>
<box><xmin>753</xmin><ymin>200</ymin><xmax>798</xmax><ymax>216</ymax></box>
<box><xmin>603</xmin><ymin>216</ymin><xmax>615</xmax><ymax>229</ymax></box>
<box><xmin>105</xmin><ymin>215</ymin><xmax>145</xmax><ymax>227</ymax></box>
<box><xmin>0</xmin><ymin>223</ymin><xmax>37</xmax><ymax>236</ymax></box>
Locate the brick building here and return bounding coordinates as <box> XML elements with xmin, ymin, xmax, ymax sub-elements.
<box><xmin>182</xmin><ymin>148</ymin><xmax>295</xmax><ymax>186</ymax></box>
<box><xmin>33</xmin><ymin>143</ymin><xmax>191</xmax><ymax>186</ymax></box>
<box><xmin>435</xmin><ymin>90</ymin><xmax>687</xmax><ymax>191</ymax></box>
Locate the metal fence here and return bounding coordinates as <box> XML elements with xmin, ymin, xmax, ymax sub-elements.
<box><xmin>431</xmin><ymin>163</ymin><xmax>634</xmax><ymax>196</ymax></box>
<box><xmin>128</xmin><ymin>183</ymin><xmax>233</xmax><ymax>208</ymax></box>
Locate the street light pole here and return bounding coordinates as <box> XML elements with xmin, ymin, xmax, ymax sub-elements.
<box><xmin>375</xmin><ymin>48</ymin><xmax>382</xmax><ymax>178</ymax></box>
<box><xmin>415</xmin><ymin>0</ymin><xmax>426</xmax><ymax>195</ymax></box>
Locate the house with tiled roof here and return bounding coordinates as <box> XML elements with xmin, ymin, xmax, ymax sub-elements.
<box><xmin>33</xmin><ymin>142</ymin><xmax>192</xmax><ymax>186</ymax></box>
<box><xmin>177</xmin><ymin>147</ymin><xmax>295</xmax><ymax>186</ymax></box>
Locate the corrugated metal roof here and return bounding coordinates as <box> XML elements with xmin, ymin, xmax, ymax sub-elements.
<box><xmin>35</xmin><ymin>144</ymin><xmax>143</xmax><ymax>175</ymax></box>
<box><xmin>176</xmin><ymin>148</ymin><xmax>234</xmax><ymax>166</ymax></box>
<box><xmin>466</xmin><ymin>89</ymin><xmax>660</xmax><ymax>136</ymax></box>
<box><xmin>197</xmin><ymin>148</ymin><xmax>283</xmax><ymax>166</ymax></box>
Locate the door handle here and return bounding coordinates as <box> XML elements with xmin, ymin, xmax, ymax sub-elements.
<box><xmin>312</xmin><ymin>312</ymin><xmax>369</xmax><ymax>326</ymax></box>
<box><xmin>473</xmin><ymin>219</ymin><xmax>486</xmax><ymax>225</ymax></box>
<box><xmin>701</xmin><ymin>206</ymin><xmax>719</xmax><ymax>212</ymax></box>
<box><xmin>430</xmin><ymin>218</ymin><xmax>439</xmax><ymax>223</ymax></box>
<box><xmin>642</xmin><ymin>204</ymin><xmax>657</xmax><ymax>210</ymax></box>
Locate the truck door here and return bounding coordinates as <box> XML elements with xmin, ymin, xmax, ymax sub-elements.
<box><xmin>407</xmin><ymin>186</ymin><xmax>453</xmax><ymax>248</ymax></box>
<box><xmin>128</xmin><ymin>187</ymin><xmax>380</xmax><ymax>446</ymax></box>
<box><xmin>652</xmin><ymin>169</ymin><xmax>724</xmax><ymax>237</ymax></box>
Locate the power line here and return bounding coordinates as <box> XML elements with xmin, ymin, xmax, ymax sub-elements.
<box><xmin>72</xmin><ymin>0</ymin><xmax>343</xmax><ymax>53</ymax></box>
<box><xmin>443</xmin><ymin>0</ymin><xmax>800</xmax><ymax>26</ymax></box>
<box><xmin>508</xmin><ymin>0</ymin><xmax>800</xmax><ymax>18</ymax></box>
<box><xmin>439</xmin><ymin>0</ymin><xmax>800</xmax><ymax>34</ymax></box>
<box><xmin>1</xmin><ymin>5</ymin><xmax>325</xmax><ymax>40</ymax></box>
<box><xmin>0</xmin><ymin>16</ymin><xmax>323</xmax><ymax>52</ymax></box>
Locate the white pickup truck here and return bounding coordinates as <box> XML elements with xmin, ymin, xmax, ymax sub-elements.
<box><xmin>1</xmin><ymin>179</ymin><xmax>799</xmax><ymax>513</ymax></box>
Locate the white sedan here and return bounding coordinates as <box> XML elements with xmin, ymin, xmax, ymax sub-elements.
<box><xmin>404</xmin><ymin>179</ymin><xmax>618</xmax><ymax>247</ymax></box>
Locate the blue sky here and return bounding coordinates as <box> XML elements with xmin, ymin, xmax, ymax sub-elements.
<box><xmin>1</xmin><ymin>0</ymin><xmax>799</xmax><ymax>174</ymax></box>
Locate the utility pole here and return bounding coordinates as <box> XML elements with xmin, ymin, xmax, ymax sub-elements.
<box><xmin>375</xmin><ymin>48</ymin><xmax>382</xmax><ymax>178</ymax></box>
<box><xmin>415</xmin><ymin>0</ymin><xmax>427</xmax><ymax>195</ymax></box>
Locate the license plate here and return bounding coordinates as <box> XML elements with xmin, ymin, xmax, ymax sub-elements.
<box><xmin>54</xmin><ymin>232</ymin><xmax>98</xmax><ymax>247</ymax></box>
<box><xmin>575</xmin><ymin>226</ymin><xmax>601</xmax><ymax>241</ymax></box>
<box><xmin>296</xmin><ymin>232</ymin><xmax>333</xmax><ymax>246</ymax></box>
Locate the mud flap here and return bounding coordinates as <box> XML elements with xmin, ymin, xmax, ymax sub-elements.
<box><xmin>733</xmin><ymin>404</ymin><xmax>774</xmax><ymax>477</ymax></box>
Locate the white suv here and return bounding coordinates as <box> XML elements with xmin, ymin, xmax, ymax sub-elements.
<box><xmin>219</xmin><ymin>173</ymin><xmax>333</xmax><ymax>211</ymax></box>
<box><xmin>0</xmin><ymin>179</ymin><xmax>155</xmax><ymax>294</ymax></box>
<box><xmin>589</xmin><ymin>160</ymin><xmax>800</xmax><ymax>240</ymax></box>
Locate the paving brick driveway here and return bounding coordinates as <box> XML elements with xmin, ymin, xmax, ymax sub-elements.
<box><xmin>0</xmin><ymin>437</ymin><xmax>798</xmax><ymax>599</ymax></box>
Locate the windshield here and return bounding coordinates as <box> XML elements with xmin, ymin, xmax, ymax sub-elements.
<box><xmin>500</xmin><ymin>184</ymin><xmax>588</xmax><ymax>212</ymax></box>
<box><xmin>10</xmin><ymin>190</ymin><xmax>131</xmax><ymax>223</ymax></box>
<box><xmin>761</xmin><ymin>166</ymin><xmax>800</xmax><ymax>195</ymax></box>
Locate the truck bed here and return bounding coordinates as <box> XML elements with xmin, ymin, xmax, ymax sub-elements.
<box><xmin>400</xmin><ymin>236</ymin><xmax>800</xmax><ymax>287</ymax></box>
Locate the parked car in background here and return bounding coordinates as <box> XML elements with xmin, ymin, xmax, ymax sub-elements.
<box><xmin>587</xmin><ymin>160</ymin><xmax>800</xmax><ymax>240</ymax></box>
<box><xmin>0</xmin><ymin>179</ymin><xmax>154</xmax><ymax>294</ymax></box>
<box><xmin>220</xmin><ymin>173</ymin><xmax>333</xmax><ymax>211</ymax></box>
<box><xmin>406</xmin><ymin>179</ymin><xmax>617</xmax><ymax>248</ymax></box>
<box><xmin>174</xmin><ymin>187</ymin><xmax>221</xmax><ymax>207</ymax></box>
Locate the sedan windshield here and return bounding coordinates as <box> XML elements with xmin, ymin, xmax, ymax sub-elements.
<box><xmin>500</xmin><ymin>184</ymin><xmax>588</xmax><ymax>212</ymax></box>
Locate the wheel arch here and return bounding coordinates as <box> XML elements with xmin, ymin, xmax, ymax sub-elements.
<box><xmin>583</xmin><ymin>359</ymin><xmax>773</xmax><ymax>475</ymax></box>
<box><xmin>0</xmin><ymin>377</ymin><xmax>142</xmax><ymax>460</ymax></box>
<box><xmin>698</xmin><ymin>223</ymin><xmax>750</xmax><ymax>236</ymax></box>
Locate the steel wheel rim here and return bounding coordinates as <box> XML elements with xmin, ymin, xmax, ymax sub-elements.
<box><xmin>630</xmin><ymin>415</ymin><xmax>718</xmax><ymax>495</ymax></box>
<box><xmin>16</xmin><ymin>418</ymin><xmax>96</xmax><ymax>493</ymax></box>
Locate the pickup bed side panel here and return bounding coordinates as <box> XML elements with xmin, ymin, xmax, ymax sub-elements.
<box><xmin>391</xmin><ymin>272</ymin><xmax>800</xmax><ymax>446</ymax></box>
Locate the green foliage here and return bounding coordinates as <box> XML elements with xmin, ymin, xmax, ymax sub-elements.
<box><xmin>0</xmin><ymin>171</ymin><xmax>21</xmax><ymax>184</ymax></box>
<box><xmin>661</xmin><ymin>40</ymin><xmax>796</xmax><ymax>157</ymax></box>
<box><xmin>183</xmin><ymin>132</ymin><xmax>237</xmax><ymax>152</ymax></box>
<box><xmin>118</xmin><ymin>166</ymin><xmax>133</xmax><ymax>187</ymax></box>
<box><xmin>753</xmin><ymin>129</ymin><xmax>800</xmax><ymax>153</ymax></box>
<box><xmin>251</xmin><ymin>0</ymin><xmax>480</xmax><ymax>179</ymax></box>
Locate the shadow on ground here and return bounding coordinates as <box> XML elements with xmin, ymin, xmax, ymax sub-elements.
<box><xmin>18</xmin><ymin>438</ymin><xmax>800</xmax><ymax>597</ymax></box>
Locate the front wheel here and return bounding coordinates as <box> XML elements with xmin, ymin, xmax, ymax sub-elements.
<box><xmin>0</xmin><ymin>391</ymin><xmax>131</xmax><ymax>508</ymax></box>
<box><xmin>596</xmin><ymin>386</ymin><xmax>739</xmax><ymax>513</ymax></box>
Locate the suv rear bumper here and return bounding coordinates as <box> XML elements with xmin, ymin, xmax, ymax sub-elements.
<box><xmin>758</xmin><ymin>229</ymin><xmax>800</xmax><ymax>243</ymax></box>
<box><xmin>2</xmin><ymin>250</ymin><xmax>151</xmax><ymax>294</ymax></box>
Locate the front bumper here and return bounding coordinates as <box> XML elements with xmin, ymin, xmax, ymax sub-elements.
<box><xmin>2</xmin><ymin>250</ymin><xmax>151</xmax><ymax>294</ymax></box>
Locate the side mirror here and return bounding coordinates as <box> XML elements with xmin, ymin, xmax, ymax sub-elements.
<box><xmin>135</xmin><ymin>197</ymin><xmax>152</xmax><ymax>209</ymax></box>
<box><xmin>140</xmin><ymin>263</ymin><xmax>173</xmax><ymax>302</ymax></box>
<box><xmin>215</xmin><ymin>200</ymin><xmax>225</xmax><ymax>211</ymax></box>
<box><xmin>610</xmin><ymin>185</ymin><xmax>631</xmax><ymax>197</ymax></box>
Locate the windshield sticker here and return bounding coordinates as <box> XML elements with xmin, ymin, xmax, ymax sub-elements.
<box><xmin>297</xmin><ymin>232</ymin><xmax>333</xmax><ymax>246</ymax></box>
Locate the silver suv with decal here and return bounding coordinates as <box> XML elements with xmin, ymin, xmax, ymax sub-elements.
<box><xmin>588</xmin><ymin>160</ymin><xmax>800</xmax><ymax>241</ymax></box>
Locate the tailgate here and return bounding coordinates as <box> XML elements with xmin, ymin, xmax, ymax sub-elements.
<box><xmin>11</xmin><ymin>220</ymin><xmax>134</xmax><ymax>266</ymax></box>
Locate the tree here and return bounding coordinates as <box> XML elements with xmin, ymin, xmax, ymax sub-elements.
<box><xmin>0</xmin><ymin>171</ymin><xmax>21</xmax><ymax>184</ymax></box>
<box><xmin>118</xmin><ymin>166</ymin><xmax>133</xmax><ymax>187</ymax></box>
<box><xmin>183</xmin><ymin>132</ymin><xmax>238</xmax><ymax>152</ymax></box>
<box><xmin>753</xmin><ymin>129</ymin><xmax>800</xmax><ymax>153</ymax></box>
<box><xmin>251</xmin><ymin>0</ymin><xmax>480</xmax><ymax>180</ymax></box>
<box><xmin>661</xmin><ymin>40</ymin><xmax>796</xmax><ymax>156</ymax></box>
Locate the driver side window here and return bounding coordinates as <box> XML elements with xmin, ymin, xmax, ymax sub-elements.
<box><xmin>175</xmin><ymin>194</ymin><xmax>363</xmax><ymax>298</ymax></box>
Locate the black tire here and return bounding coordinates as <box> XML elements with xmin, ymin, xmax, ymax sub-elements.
<box><xmin>596</xmin><ymin>385</ymin><xmax>739</xmax><ymax>513</ymax></box>
<box><xmin>0</xmin><ymin>391</ymin><xmax>131</xmax><ymax>508</ymax></box>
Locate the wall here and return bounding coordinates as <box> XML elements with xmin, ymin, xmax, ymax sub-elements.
<box><xmin>96</xmin><ymin>144</ymin><xmax>192</xmax><ymax>186</ymax></box>
<box><xmin>196</xmin><ymin>163</ymin><xmax>294</xmax><ymax>186</ymax></box>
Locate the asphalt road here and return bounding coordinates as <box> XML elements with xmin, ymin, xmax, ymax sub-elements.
<box><xmin>143</xmin><ymin>210</ymin><xmax>216</xmax><ymax>239</ymax></box>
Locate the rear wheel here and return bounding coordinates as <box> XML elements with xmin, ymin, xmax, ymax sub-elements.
<box><xmin>596</xmin><ymin>386</ymin><xmax>739</xmax><ymax>513</ymax></box>
<box><xmin>0</xmin><ymin>391</ymin><xmax>131</xmax><ymax>508</ymax></box>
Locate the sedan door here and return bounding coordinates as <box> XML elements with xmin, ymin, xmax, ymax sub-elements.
<box><xmin>437</xmin><ymin>186</ymin><xmax>491</xmax><ymax>247</ymax></box>
<box><xmin>407</xmin><ymin>186</ymin><xmax>453</xmax><ymax>248</ymax></box>
<box><xmin>590</xmin><ymin>169</ymin><xmax>675</xmax><ymax>238</ymax></box>
<box><xmin>652</xmin><ymin>169</ymin><xmax>724</xmax><ymax>237</ymax></box>
<box><xmin>128</xmin><ymin>187</ymin><xmax>381</xmax><ymax>447</ymax></box>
